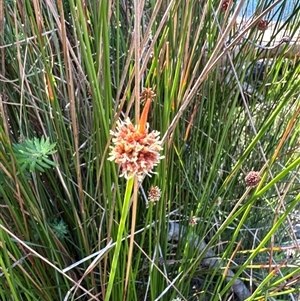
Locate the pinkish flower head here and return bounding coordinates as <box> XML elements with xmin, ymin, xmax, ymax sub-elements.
<box><xmin>189</xmin><ymin>216</ymin><xmax>198</xmax><ymax>227</ymax></box>
<box><xmin>108</xmin><ymin>118</ymin><xmax>164</xmax><ymax>181</ymax></box>
<box><xmin>257</xmin><ymin>20</ymin><xmax>268</xmax><ymax>31</ymax></box>
<box><xmin>148</xmin><ymin>186</ymin><xmax>162</xmax><ymax>204</ymax></box>
<box><xmin>221</xmin><ymin>0</ymin><xmax>230</xmax><ymax>12</ymax></box>
<box><xmin>245</xmin><ymin>171</ymin><xmax>261</xmax><ymax>187</ymax></box>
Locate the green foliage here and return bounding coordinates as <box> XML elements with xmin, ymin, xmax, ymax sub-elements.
<box><xmin>0</xmin><ymin>0</ymin><xmax>299</xmax><ymax>300</ymax></box>
<box><xmin>48</xmin><ymin>219</ymin><xmax>69</xmax><ymax>240</ymax></box>
<box><xmin>12</xmin><ymin>136</ymin><xmax>58</xmax><ymax>172</ymax></box>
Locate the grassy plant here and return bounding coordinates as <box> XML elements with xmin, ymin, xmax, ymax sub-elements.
<box><xmin>0</xmin><ymin>0</ymin><xmax>300</xmax><ymax>300</ymax></box>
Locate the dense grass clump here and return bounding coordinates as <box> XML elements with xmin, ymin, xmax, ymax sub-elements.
<box><xmin>0</xmin><ymin>0</ymin><xmax>299</xmax><ymax>300</ymax></box>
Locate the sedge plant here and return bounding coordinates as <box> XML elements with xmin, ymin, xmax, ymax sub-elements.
<box><xmin>0</xmin><ymin>0</ymin><xmax>299</xmax><ymax>300</ymax></box>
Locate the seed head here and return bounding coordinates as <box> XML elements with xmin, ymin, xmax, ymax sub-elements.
<box><xmin>245</xmin><ymin>171</ymin><xmax>261</xmax><ymax>187</ymax></box>
<box><xmin>148</xmin><ymin>186</ymin><xmax>162</xmax><ymax>204</ymax></box>
<box><xmin>140</xmin><ymin>87</ymin><xmax>156</xmax><ymax>103</ymax></box>
<box><xmin>257</xmin><ymin>20</ymin><xmax>268</xmax><ymax>31</ymax></box>
<box><xmin>189</xmin><ymin>216</ymin><xmax>198</xmax><ymax>227</ymax></box>
<box><xmin>221</xmin><ymin>0</ymin><xmax>230</xmax><ymax>12</ymax></box>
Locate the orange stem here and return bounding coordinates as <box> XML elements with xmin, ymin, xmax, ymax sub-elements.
<box><xmin>138</xmin><ymin>98</ymin><xmax>151</xmax><ymax>133</ymax></box>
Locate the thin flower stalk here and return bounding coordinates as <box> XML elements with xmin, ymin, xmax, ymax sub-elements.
<box><xmin>106</xmin><ymin>88</ymin><xmax>163</xmax><ymax>301</ymax></box>
<box><xmin>104</xmin><ymin>176</ymin><xmax>134</xmax><ymax>301</ymax></box>
<box><xmin>124</xmin><ymin>88</ymin><xmax>158</xmax><ymax>299</ymax></box>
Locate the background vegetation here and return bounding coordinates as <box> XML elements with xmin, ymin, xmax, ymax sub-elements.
<box><xmin>0</xmin><ymin>0</ymin><xmax>299</xmax><ymax>300</ymax></box>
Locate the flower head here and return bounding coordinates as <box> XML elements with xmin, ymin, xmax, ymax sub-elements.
<box><xmin>148</xmin><ymin>186</ymin><xmax>162</xmax><ymax>204</ymax></box>
<box><xmin>189</xmin><ymin>216</ymin><xmax>198</xmax><ymax>227</ymax></box>
<box><xmin>108</xmin><ymin>118</ymin><xmax>163</xmax><ymax>181</ymax></box>
<box><xmin>140</xmin><ymin>87</ymin><xmax>156</xmax><ymax>102</ymax></box>
<box><xmin>139</xmin><ymin>87</ymin><xmax>156</xmax><ymax>133</ymax></box>
<box><xmin>221</xmin><ymin>0</ymin><xmax>230</xmax><ymax>12</ymax></box>
<box><xmin>245</xmin><ymin>171</ymin><xmax>261</xmax><ymax>187</ymax></box>
<box><xmin>257</xmin><ymin>20</ymin><xmax>268</xmax><ymax>31</ymax></box>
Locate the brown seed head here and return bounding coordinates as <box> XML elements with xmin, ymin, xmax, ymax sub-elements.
<box><xmin>140</xmin><ymin>87</ymin><xmax>156</xmax><ymax>103</ymax></box>
<box><xmin>148</xmin><ymin>186</ymin><xmax>162</xmax><ymax>204</ymax></box>
<box><xmin>245</xmin><ymin>171</ymin><xmax>261</xmax><ymax>187</ymax></box>
<box><xmin>221</xmin><ymin>0</ymin><xmax>230</xmax><ymax>12</ymax></box>
<box><xmin>257</xmin><ymin>20</ymin><xmax>268</xmax><ymax>31</ymax></box>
